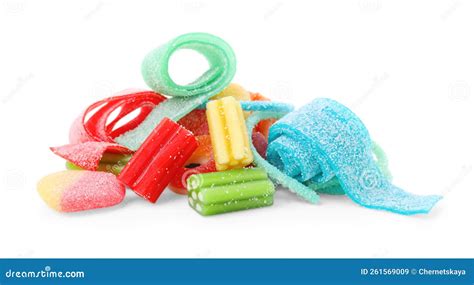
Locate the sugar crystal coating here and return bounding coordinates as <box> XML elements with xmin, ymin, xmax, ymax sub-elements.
<box><xmin>51</xmin><ymin>142</ymin><xmax>132</xmax><ymax>171</ymax></box>
<box><xmin>37</xmin><ymin>170</ymin><xmax>125</xmax><ymax>212</ymax></box>
<box><xmin>266</xmin><ymin>98</ymin><xmax>442</xmax><ymax>215</ymax></box>
<box><xmin>206</xmin><ymin>97</ymin><xmax>253</xmax><ymax>171</ymax></box>
<box><xmin>246</xmin><ymin>111</ymin><xmax>320</xmax><ymax>203</ymax></box>
<box><xmin>118</xmin><ymin>118</ymin><xmax>198</xmax><ymax>203</ymax></box>
<box><xmin>39</xmin><ymin>31</ymin><xmax>443</xmax><ymax>216</ymax></box>
<box><xmin>116</xmin><ymin>33</ymin><xmax>237</xmax><ymax>150</ymax></box>
<box><xmin>186</xmin><ymin>168</ymin><xmax>275</xmax><ymax>216</ymax></box>
<box><xmin>69</xmin><ymin>90</ymin><xmax>165</xmax><ymax>144</ymax></box>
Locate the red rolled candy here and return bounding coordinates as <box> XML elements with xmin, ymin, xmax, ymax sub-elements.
<box><xmin>118</xmin><ymin>118</ymin><xmax>198</xmax><ymax>203</ymax></box>
<box><xmin>69</xmin><ymin>89</ymin><xmax>166</xmax><ymax>144</ymax></box>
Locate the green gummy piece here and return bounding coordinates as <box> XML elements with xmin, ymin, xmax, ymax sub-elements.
<box><xmin>189</xmin><ymin>195</ymin><xmax>274</xmax><ymax>216</ymax></box>
<box><xmin>187</xmin><ymin>168</ymin><xmax>275</xmax><ymax>215</ymax></box>
<box><xmin>99</xmin><ymin>153</ymin><xmax>132</xmax><ymax>164</ymax></box>
<box><xmin>190</xmin><ymin>180</ymin><xmax>275</xmax><ymax>205</ymax></box>
<box><xmin>65</xmin><ymin>153</ymin><xmax>130</xmax><ymax>175</ymax></box>
<box><xmin>187</xmin><ymin>168</ymin><xmax>268</xmax><ymax>190</ymax></box>
<box><xmin>65</xmin><ymin>161</ymin><xmax>81</xmax><ymax>170</ymax></box>
<box><xmin>65</xmin><ymin>161</ymin><xmax>124</xmax><ymax>176</ymax></box>
<box><xmin>116</xmin><ymin>33</ymin><xmax>237</xmax><ymax>151</ymax></box>
<box><xmin>371</xmin><ymin>141</ymin><xmax>392</xmax><ymax>180</ymax></box>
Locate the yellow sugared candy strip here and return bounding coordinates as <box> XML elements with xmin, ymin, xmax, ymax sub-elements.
<box><xmin>206</xmin><ymin>96</ymin><xmax>254</xmax><ymax>171</ymax></box>
<box><xmin>211</xmin><ymin>83</ymin><xmax>250</xmax><ymax>101</ymax></box>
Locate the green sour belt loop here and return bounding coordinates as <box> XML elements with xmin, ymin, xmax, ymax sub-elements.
<box><xmin>116</xmin><ymin>33</ymin><xmax>236</xmax><ymax>150</ymax></box>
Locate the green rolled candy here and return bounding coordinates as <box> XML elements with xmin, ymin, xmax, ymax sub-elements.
<box><xmin>116</xmin><ymin>33</ymin><xmax>237</xmax><ymax>150</ymax></box>
<box><xmin>195</xmin><ymin>180</ymin><xmax>274</xmax><ymax>205</ymax></box>
<box><xmin>187</xmin><ymin>168</ymin><xmax>275</xmax><ymax>216</ymax></box>
<box><xmin>187</xmin><ymin>168</ymin><xmax>268</xmax><ymax>190</ymax></box>
<box><xmin>189</xmin><ymin>196</ymin><xmax>274</xmax><ymax>216</ymax></box>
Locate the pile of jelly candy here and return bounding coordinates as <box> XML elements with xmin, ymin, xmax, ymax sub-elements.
<box><xmin>38</xmin><ymin>33</ymin><xmax>441</xmax><ymax>216</ymax></box>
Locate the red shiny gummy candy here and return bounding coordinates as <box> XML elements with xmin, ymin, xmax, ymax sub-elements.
<box><xmin>118</xmin><ymin>118</ymin><xmax>198</xmax><ymax>203</ymax></box>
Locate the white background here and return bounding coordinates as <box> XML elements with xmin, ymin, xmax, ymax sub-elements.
<box><xmin>0</xmin><ymin>0</ymin><xmax>473</xmax><ymax>258</ymax></box>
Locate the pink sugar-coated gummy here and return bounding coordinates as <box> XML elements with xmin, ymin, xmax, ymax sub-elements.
<box><xmin>51</xmin><ymin>141</ymin><xmax>132</xmax><ymax>171</ymax></box>
<box><xmin>61</xmin><ymin>171</ymin><xmax>126</xmax><ymax>212</ymax></box>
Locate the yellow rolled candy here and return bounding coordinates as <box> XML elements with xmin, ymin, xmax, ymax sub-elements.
<box><xmin>206</xmin><ymin>96</ymin><xmax>253</xmax><ymax>171</ymax></box>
